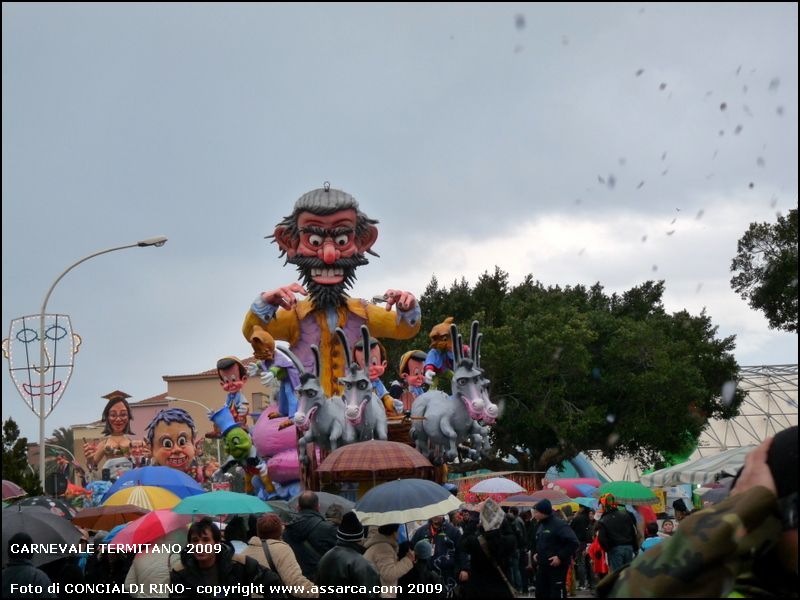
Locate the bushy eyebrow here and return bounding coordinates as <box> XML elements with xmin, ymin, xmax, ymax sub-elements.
<box><xmin>300</xmin><ymin>226</ymin><xmax>354</xmax><ymax>237</ymax></box>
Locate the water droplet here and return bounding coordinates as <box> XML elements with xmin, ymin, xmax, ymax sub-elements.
<box><xmin>768</xmin><ymin>77</ymin><xmax>780</xmax><ymax>91</ymax></box>
<box><xmin>719</xmin><ymin>130</ymin><xmax>725</xmax><ymax>136</ymax></box>
<box><xmin>515</xmin><ymin>14</ymin><xmax>526</xmax><ymax>30</ymax></box>
<box><xmin>652</xmin><ymin>264</ymin><xmax>659</xmax><ymax>272</ymax></box>
<box><xmin>734</xmin><ymin>124</ymin><xmax>743</xmax><ymax>135</ymax></box>
<box><xmin>659</xmin><ymin>82</ymin><xmax>667</xmax><ymax>91</ymax></box>
<box><xmin>720</xmin><ymin>102</ymin><xmax>727</xmax><ymax>111</ymax></box>
<box><xmin>641</xmin><ymin>235</ymin><xmax>648</xmax><ymax>243</ymax></box>
<box><xmin>696</xmin><ymin>283</ymin><xmax>704</xmax><ymax>293</ymax></box>
<box><xmin>578</xmin><ymin>248</ymin><xmax>586</xmax><ymax>256</ymax></box>
<box><xmin>562</xmin><ymin>35</ymin><xmax>569</xmax><ymax>46</ymax></box>
<box><xmin>721</xmin><ymin>381</ymin><xmax>737</xmax><ymax>406</ymax></box>
<box><xmin>618</xmin><ymin>157</ymin><xmax>627</xmax><ymax>166</ymax></box>
<box><xmin>607</xmin><ymin>432</ymin><xmax>620</xmax><ymax>447</ymax></box>
<box><xmin>637</xmin><ymin>181</ymin><xmax>645</xmax><ymax>189</ymax></box>
<box><xmin>606</xmin><ymin>414</ymin><xmax>616</xmax><ymax>424</ymax></box>
<box><xmin>635</xmin><ymin>68</ymin><xmax>644</xmax><ymax>77</ymax></box>
<box><xmin>574</xmin><ymin>198</ymin><xmax>582</xmax><ymax>205</ymax></box>
<box><xmin>592</xmin><ymin>368</ymin><xmax>602</xmax><ymax>380</ymax></box>
<box><xmin>607</xmin><ymin>174</ymin><xmax>616</xmax><ymax>189</ymax></box>
<box><xmin>776</xmin><ymin>106</ymin><xmax>784</xmax><ymax>116</ymax></box>
<box><xmin>696</xmin><ymin>209</ymin><xmax>704</xmax><ymax>220</ymax></box>
<box><xmin>756</xmin><ymin>157</ymin><xmax>765</xmax><ymax>167</ymax></box>
<box><xmin>661</xmin><ymin>151</ymin><xmax>667</xmax><ymax>161</ymax></box>
<box><xmin>514</xmin><ymin>44</ymin><xmax>524</xmax><ymax>54</ymax></box>
<box><xmin>748</xmin><ymin>182</ymin><xmax>754</xmax><ymax>189</ymax></box>
<box><xmin>770</xmin><ymin>196</ymin><xmax>778</xmax><ymax>208</ymax></box>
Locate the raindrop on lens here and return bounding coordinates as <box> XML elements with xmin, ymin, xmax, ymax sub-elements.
<box><xmin>606</xmin><ymin>414</ymin><xmax>616</xmax><ymax>424</ymax></box>
<box><xmin>721</xmin><ymin>381</ymin><xmax>737</xmax><ymax>406</ymax></box>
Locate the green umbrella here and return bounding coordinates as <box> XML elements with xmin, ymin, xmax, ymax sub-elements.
<box><xmin>173</xmin><ymin>491</ymin><xmax>273</xmax><ymax>516</ymax></box>
<box><xmin>593</xmin><ymin>481</ymin><xmax>658</xmax><ymax>506</ymax></box>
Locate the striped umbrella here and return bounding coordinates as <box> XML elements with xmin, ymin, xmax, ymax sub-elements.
<box><xmin>101</xmin><ymin>466</ymin><xmax>205</xmax><ymax>503</ymax></box>
<box><xmin>354</xmin><ymin>479</ymin><xmax>462</xmax><ymax>526</ymax></box>
<box><xmin>108</xmin><ymin>509</ymin><xmax>191</xmax><ymax>547</ymax></box>
<box><xmin>104</xmin><ymin>485</ymin><xmax>181</xmax><ymax>510</ymax></box>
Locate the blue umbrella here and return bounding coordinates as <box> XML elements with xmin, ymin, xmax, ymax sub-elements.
<box><xmin>101</xmin><ymin>466</ymin><xmax>204</xmax><ymax>503</ymax></box>
<box><xmin>354</xmin><ymin>479</ymin><xmax>462</xmax><ymax>526</ymax></box>
<box><xmin>575</xmin><ymin>483</ymin><xmax>598</xmax><ymax>497</ymax></box>
<box><xmin>102</xmin><ymin>523</ymin><xmax>128</xmax><ymax>544</ymax></box>
<box><xmin>575</xmin><ymin>497</ymin><xmax>598</xmax><ymax>510</ymax></box>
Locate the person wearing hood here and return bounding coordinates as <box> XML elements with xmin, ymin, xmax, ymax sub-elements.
<box><xmin>532</xmin><ymin>498</ymin><xmax>580</xmax><ymax>599</ymax></box>
<box><xmin>283</xmin><ymin>491</ymin><xmax>338</xmax><ymax>581</ymax></box>
<box><xmin>169</xmin><ymin>519</ymin><xmax>267</xmax><ymax>598</ymax></box>
<box><xmin>317</xmin><ymin>512</ymin><xmax>381</xmax><ymax>598</ymax></box>
<box><xmin>363</xmin><ymin>524</ymin><xmax>415</xmax><ymax>597</ymax></box>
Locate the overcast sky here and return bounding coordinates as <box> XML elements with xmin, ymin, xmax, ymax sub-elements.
<box><xmin>3</xmin><ymin>3</ymin><xmax>798</xmax><ymax>441</ymax></box>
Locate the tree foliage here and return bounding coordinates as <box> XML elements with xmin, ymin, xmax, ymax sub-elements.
<box><xmin>730</xmin><ymin>207</ymin><xmax>798</xmax><ymax>332</ymax></box>
<box><xmin>385</xmin><ymin>269</ymin><xmax>741</xmax><ymax>472</ymax></box>
<box><xmin>2</xmin><ymin>418</ymin><xmax>44</xmax><ymax>496</ymax></box>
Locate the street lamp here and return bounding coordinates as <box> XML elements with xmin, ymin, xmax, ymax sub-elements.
<box><xmin>36</xmin><ymin>236</ymin><xmax>168</xmax><ymax>487</ymax></box>
<box><xmin>164</xmin><ymin>396</ymin><xmax>221</xmax><ymax>463</ymax></box>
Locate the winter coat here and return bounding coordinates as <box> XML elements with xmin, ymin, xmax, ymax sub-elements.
<box><xmin>316</xmin><ymin>541</ymin><xmax>381</xmax><ymax>599</ymax></box>
<box><xmin>2</xmin><ymin>559</ymin><xmax>56</xmax><ymax>598</ymax></box>
<box><xmin>241</xmin><ymin>536</ymin><xmax>318</xmax><ymax>598</ymax></box>
<box><xmin>597</xmin><ymin>509</ymin><xmax>639</xmax><ymax>552</ymax></box>
<box><xmin>397</xmin><ymin>562</ymin><xmax>443</xmax><ymax>598</ymax></box>
<box><xmin>457</xmin><ymin>527</ymin><xmax>515</xmax><ymax>599</ymax></box>
<box><xmin>362</xmin><ymin>530</ymin><xmax>413</xmax><ymax>597</ymax></box>
<box><xmin>570</xmin><ymin>510</ymin><xmax>595</xmax><ymax>544</ymax></box>
<box><xmin>409</xmin><ymin>521</ymin><xmax>468</xmax><ymax>574</ymax></box>
<box><xmin>283</xmin><ymin>509</ymin><xmax>338</xmax><ymax>580</ymax></box>
<box><xmin>534</xmin><ymin>514</ymin><xmax>580</xmax><ymax>566</ymax></box>
<box><xmin>169</xmin><ymin>542</ymin><xmax>266</xmax><ymax>598</ymax></box>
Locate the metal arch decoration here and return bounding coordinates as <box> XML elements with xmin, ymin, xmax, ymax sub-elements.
<box><xmin>2</xmin><ymin>314</ymin><xmax>81</xmax><ymax>417</ymax></box>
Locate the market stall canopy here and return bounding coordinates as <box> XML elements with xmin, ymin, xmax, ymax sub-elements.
<box><xmin>639</xmin><ymin>445</ymin><xmax>755</xmax><ymax>487</ymax></box>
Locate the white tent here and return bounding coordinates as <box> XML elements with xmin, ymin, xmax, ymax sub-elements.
<box><xmin>639</xmin><ymin>445</ymin><xmax>755</xmax><ymax>487</ymax></box>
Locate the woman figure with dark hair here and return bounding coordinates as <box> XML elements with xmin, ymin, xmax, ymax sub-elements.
<box><xmin>83</xmin><ymin>394</ymin><xmax>136</xmax><ymax>470</ymax></box>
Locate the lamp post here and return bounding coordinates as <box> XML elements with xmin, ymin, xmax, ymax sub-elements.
<box><xmin>37</xmin><ymin>236</ymin><xmax>168</xmax><ymax>488</ymax></box>
<box><xmin>164</xmin><ymin>396</ymin><xmax>221</xmax><ymax>463</ymax></box>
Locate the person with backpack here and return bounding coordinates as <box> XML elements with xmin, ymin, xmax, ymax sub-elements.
<box><xmin>283</xmin><ymin>491</ymin><xmax>338</xmax><ymax>581</ymax></box>
<box><xmin>243</xmin><ymin>513</ymin><xmax>318</xmax><ymax>598</ymax></box>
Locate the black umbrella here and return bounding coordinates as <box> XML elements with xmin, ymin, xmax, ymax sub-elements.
<box><xmin>2</xmin><ymin>506</ymin><xmax>82</xmax><ymax>567</ymax></box>
<box><xmin>17</xmin><ymin>496</ymin><xmax>76</xmax><ymax>519</ymax></box>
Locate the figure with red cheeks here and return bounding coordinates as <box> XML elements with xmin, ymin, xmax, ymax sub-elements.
<box><xmin>84</xmin><ymin>395</ymin><xmax>137</xmax><ymax>470</ymax></box>
<box><xmin>424</xmin><ymin>317</ymin><xmax>469</xmax><ymax>391</ymax></box>
<box><xmin>243</xmin><ymin>184</ymin><xmax>421</xmax><ymax>397</ymax></box>
<box><xmin>217</xmin><ymin>356</ymin><xmax>251</xmax><ymax>431</ymax></box>
<box><xmin>398</xmin><ymin>350</ymin><xmax>428</xmax><ymax>411</ymax></box>
<box><xmin>145</xmin><ymin>408</ymin><xmax>198</xmax><ymax>475</ymax></box>
<box><xmin>353</xmin><ymin>336</ymin><xmax>402</xmax><ymax>417</ymax></box>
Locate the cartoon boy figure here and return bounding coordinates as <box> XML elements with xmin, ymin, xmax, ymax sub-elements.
<box><xmin>217</xmin><ymin>356</ymin><xmax>251</xmax><ymax>431</ymax></box>
<box><xmin>353</xmin><ymin>336</ymin><xmax>402</xmax><ymax>416</ymax></box>
<box><xmin>144</xmin><ymin>408</ymin><xmax>197</xmax><ymax>476</ymax></box>
<box><xmin>246</xmin><ymin>326</ymin><xmax>300</xmax><ymax>422</ymax></box>
<box><xmin>398</xmin><ymin>349</ymin><xmax>428</xmax><ymax>411</ymax></box>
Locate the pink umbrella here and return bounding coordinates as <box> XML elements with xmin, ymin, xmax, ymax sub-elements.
<box><xmin>108</xmin><ymin>509</ymin><xmax>191</xmax><ymax>548</ymax></box>
<box><xmin>2</xmin><ymin>480</ymin><xmax>27</xmax><ymax>501</ymax></box>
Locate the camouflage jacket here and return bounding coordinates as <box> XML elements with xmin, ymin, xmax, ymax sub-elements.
<box><xmin>597</xmin><ymin>486</ymin><xmax>798</xmax><ymax>597</ymax></box>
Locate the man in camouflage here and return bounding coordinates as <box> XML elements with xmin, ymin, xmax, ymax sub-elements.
<box><xmin>598</xmin><ymin>426</ymin><xmax>798</xmax><ymax>597</ymax></box>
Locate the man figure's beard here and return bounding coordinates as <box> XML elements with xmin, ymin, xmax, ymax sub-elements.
<box><xmin>288</xmin><ymin>255</ymin><xmax>369</xmax><ymax>310</ymax></box>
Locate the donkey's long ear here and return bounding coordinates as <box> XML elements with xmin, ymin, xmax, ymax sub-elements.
<box><xmin>335</xmin><ymin>327</ymin><xmax>352</xmax><ymax>366</ymax></box>
<box><xmin>360</xmin><ymin>326</ymin><xmax>371</xmax><ymax>365</ymax></box>
<box><xmin>311</xmin><ymin>345</ymin><xmax>321</xmax><ymax>379</ymax></box>
<box><xmin>450</xmin><ymin>324</ymin><xmax>461</xmax><ymax>362</ymax></box>
<box><xmin>277</xmin><ymin>345</ymin><xmax>306</xmax><ymax>375</ymax></box>
<box><xmin>469</xmin><ymin>321</ymin><xmax>480</xmax><ymax>362</ymax></box>
<box><xmin>475</xmin><ymin>333</ymin><xmax>483</xmax><ymax>369</ymax></box>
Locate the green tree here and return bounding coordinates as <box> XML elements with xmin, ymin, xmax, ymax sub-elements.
<box><xmin>2</xmin><ymin>418</ymin><xmax>43</xmax><ymax>496</ymax></box>
<box><xmin>406</xmin><ymin>270</ymin><xmax>741</xmax><ymax>472</ymax></box>
<box><xmin>50</xmin><ymin>426</ymin><xmax>75</xmax><ymax>457</ymax></box>
<box><xmin>730</xmin><ymin>207</ymin><xmax>798</xmax><ymax>332</ymax></box>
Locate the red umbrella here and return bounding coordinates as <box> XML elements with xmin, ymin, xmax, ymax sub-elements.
<box><xmin>108</xmin><ymin>509</ymin><xmax>191</xmax><ymax>548</ymax></box>
<box><xmin>318</xmin><ymin>440</ymin><xmax>434</xmax><ymax>483</ymax></box>
<box><xmin>2</xmin><ymin>480</ymin><xmax>26</xmax><ymax>501</ymax></box>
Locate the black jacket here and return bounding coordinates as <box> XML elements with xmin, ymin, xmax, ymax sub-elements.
<box><xmin>316</xmin><ymin>541</ymin><xmax>381</xmax><ymax>599</ymax></box>
<box><xmin>409</xmin><ymin>520</ymin><xmax>468</xmax><ymax>573</ymax></box>
<box><xmin>169</xmin><ymin>542</ymin><xmax>265</xmax><ymax>598</ymax></box>
<box><xmin>2</xmin><ymin>559</ymin><xmax>56</xmax><ymax>599</ymax></box>
<box><xmin>534</xmin><ymin>514</ymin><xmax>580</xmax><ymax>566</ymax></box>
<box><xmin>597</xmin><ymin>508</ymin><xmax>639</xmax><ymax>551</ymax></box>
<box><xmin>458</xmin><ymin>527</ymin><xmax>516</xmax><ymax>599</ymax></box>
<box><xmin>283</xmin><ymin>509</ymin><xmax>338</xmax><ymax>580</ymax></box>
<box><xmin>570</xmin><ymin>510</ymin><xmax>595</xmax><ymax>544</ymax></box>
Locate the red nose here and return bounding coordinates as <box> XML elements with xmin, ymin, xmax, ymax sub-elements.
<box><xmin>320</xmin><ymin>241</ymin><xmax>338</xmax><ymax>265</ymax></box>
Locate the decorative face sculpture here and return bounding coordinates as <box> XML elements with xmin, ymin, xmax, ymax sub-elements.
<box><xmin>353</xmin><ymin>339</ymin><xmax>387</xmax><ymax>382</ymax></box>
<box><xmin>219</xmin><ymin>362</ymin><xmax>247</xmax><ymax>394</ymax></box>
<box><xmin>429</xmin><ymin>317</ymin><xmax>455</xmax><ymax>352</ymax></box>
<box><xmin>150</xmin><ymin>421</ymin><xmax>196</xmax><ymax>472</ymax></box>
<box><xmin>401</xmin><ymin>355</ymin><xmax>426</xmax><ymax>388</ymax></box>
<box><xmin>3</xmin><ymin>314</ymin><xmax>81</xmax><ymax>417</ymax></box>
<box><xmin>223</xmin><ymin>426</ymin><xmax>252</xmax><ymax>460</ymax></box>
<box><xmin>105</xmin><ymin>400</ymin><xmax>130</xmax><ymax>436</ymax></box>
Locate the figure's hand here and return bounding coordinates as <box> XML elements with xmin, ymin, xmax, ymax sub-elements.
<box><xmin>383</xmin><ymin>289</ymin><xmax>417</xmax><ymax>312</ymax></box>
<box><xmin>260</xmin><ymin>371</ymin><xmax>275</xmax><ymax>386</ymax></box>
<box><xmin>731</xmin><ymin>437</ymin><xmax>776</xmax><ymax>497</ymax></box>
<box><xmin>406</xmin><ymin>550</ymin><xmax>416</xmax><ymax>563</ymax></box>
<box><xmin>424</xmin><ymin>371</ymin><xmax>435</xmax><ymax>385</ymax></box>
<box><xmin>548</xmin><ymin>555</ymin><xmax>561</xmax><ymax>567</ymax></box>
<box><xmin>261</xmin><ymin>284</ymin><xmax>308</xmax><ymax>310</ymax></box>
<box><xmin>246</xmin><ymin>363</ymin><xmax>260</xmax><ymax>378</ymax></box>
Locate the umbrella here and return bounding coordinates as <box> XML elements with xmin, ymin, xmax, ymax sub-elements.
<box><xmin>107</xmin><ymin>509</ymin><xmax>191</xmax><ymax>548</ymax></box>
<box><xmin>289</xmin><ymin>491</ymin><xmax>355</xmax><ymax>515</ymax></box>
<box><xmin>266</xmin><ymin>500</ymin><xmax>298</xmax><ymax>523</ymax></box>
<box><xmin>575</xmin><ymin>497</ymin><xmax>599</xmax><ymax>510</ymax></box>
<box><xmin>354</xmin><ymin>479</ymin><xmax>462</xmax><ymax>526</ymax></box>
<box><xmin>2</xmin><ymin>480</ymin><xmax>27</xmax><ymax>501</ymax></box>
<box><xmin>2</xmin><ymin>506</ymin><xmax>82</xmax><ymax>567</ymax></box>
<box><xmin>500</xmin><ymin>494</ymin><xmax>540</xmax><ymax>508</ymax></box>
<box><xmin>575</xmin><ymin>483</ymin><xmax>599</xmax><ymax>497</ymax></box>
<box><xmin>101</xmin><ymin>466</ymin><xmax>205</xmax><ymax>502</ymax></box>
<box><xmin>317</xmin><ymin>441</ymin><xmax>435</xmax><ymax>483</ymax></box>
<box><xmin>528</xmin><ymin>489</ymin><xmax>573</xmax><ymax>505</ymax></box>
<box><xmin>104</xmin><ymin>485</ymin><xmax>181</xmax><ymax>511</ymax></box>
<box><xmin>593</xmin><ymin>481</ymin><xmax>658</xmax><ymax>506</ymax></box>
<box><xmin>17</xmin><ymin>496</ymin><xmax>76</xmax><ymax>519</ymax></box>
<box><xmin>173</xmin><ymin>491</ymin><xmax>273</xmax><ymax>516</ymax></box>
<box><xmin>542</xmin><ymin>478</ymin><xmax>602</xmax><ymax>498</ymax></box>
<box><xmin>72</xmin><ymin>504</ymin><xmax>148</xmax><ymax>530</ymax></box>
<box><xmin>469</xmin><ymin>477</ymin><xmax>526</xmax><ymax>495</ymax></box>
